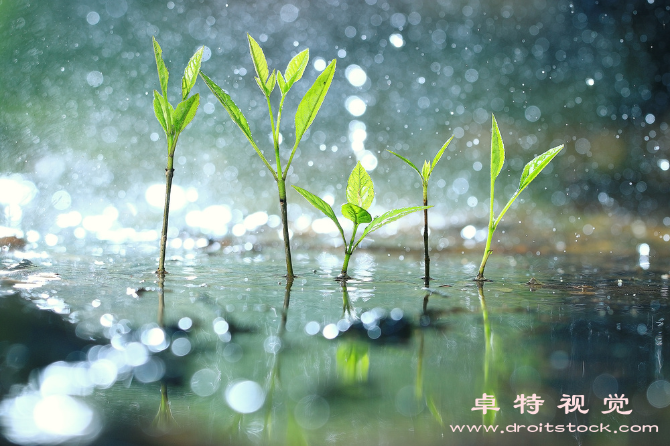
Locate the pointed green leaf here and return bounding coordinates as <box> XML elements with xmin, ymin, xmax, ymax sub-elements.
<box><xmin>254</xmin><ymin>77</ymin><xmax>265</xmax><ymax>93</ymax></box>
<box><xmin>200</xmin><ymin>71</ymin><xmax>276</xmax><ymax>178</ymax></box>
<box><xmin>293</xmin><ymin>186</ymin><xmax>345</xmax><ymax>238</ymax></box>
<box><xmin>181</xmin><ymin>46</ymin><xmax>204</xmax><ymax>100</ymax></box>
<box><xmin>154</xmin><ymin>90</ymin><xmax>173</xmax><ymax>136</ymax></box>
<box><xmin>265</xmin><ymin>69</ymin><xmax>276</xmax><ymax>95</ymax></box>
<box><xmin>387</xmin><ymin>150</ymin><xmax>422</xmax><ymax>179</ymax></box>
<box><xmin>248</xmin><ymin>34</ymin><xmax>269</xmax><ymax>93</ymax></box>
<box><xmin>493</xmin><ymin>145</ymin><xmax>564</xmax><ymax>230</ymax></box>
<box><xmin>346</xmin><ymin>162</ymin><xmax>374</xmax><ymax>210</ymax></box>
<box><xmin>277</xmin><ymin>71</ymin><xmax>287</xmax><ymax>95</ymax></box>
<box><xmin>173</xmin><ymin>93</ymin><xmax>199</xmax><ymax>136</ymax></box>
<box><xmin>430</xmin><ymin>135</ymin><xmax>454</xmax><ymax>173</ymax></box>
<box><xmin>152</xmin><ymin>37</ymin><xmax>169</xmax><ymax>98</ymax></box>
<box><xmin>294</xmin><ymin>59</ymin><xmax>336</xmax><ymax>147</ymax></box>
<box><xmin>200</xmin><ymin>72</ymin><xmax>254</xmax><ymax>144</ymax></box>
<box><xmin>166</xmin><ymin>100</ymin><xmax>175</xmax><ymax>122</ymax></box>
<box><xmin>491</xmin><ymin>114</ymin><xmax>505</xmax><ymax>181</ymax></box>
<box><xmin>341</xmin><ymin>203</ymin><xmax>372</xmax><ymax>225</ymax></box>
<box><xmin>153</xmin><ymin>90</ymin><xmax>168</xmax><ymax>134</ymax></box>
<box><xmin>284</xmin><ymin>48</ymin><xmax>309</xmax><ymax>90</ymax></box>
<box><xmin>421</xmin><ymin>160</ymin><xmax>431</xmax><ymax>180</ymax></box>
<box><xmin>357</xmin><ymin>206</ymin><xmax>430</xmax><ymax>245</ymax></box>
<box><xmin>518</xmin><ymin>145</ymin><xmax>563</xmax><ymax>191</ymax></box>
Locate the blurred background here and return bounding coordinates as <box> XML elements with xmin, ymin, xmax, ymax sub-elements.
<box><xmin>1</xmin><ymin>0</ymin><xmax>668</xmax><ymax>255</ymax></box>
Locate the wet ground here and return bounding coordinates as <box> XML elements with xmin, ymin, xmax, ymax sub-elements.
<box><xmin>1</xmin><ymin>240</ymin><xmax>669</xmax><ymax>446</ymax></box>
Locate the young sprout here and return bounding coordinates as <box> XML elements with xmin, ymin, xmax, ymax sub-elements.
<box><xmin>388</xmin><ymin>136</ymin><xmax>454</xmax><ymax>287</ymax></box>
<box><xmin>294</xmin><ymin>162</ymin><xmax>429</xmax><ymax>281</ymax></box>
<box><xmin>200</xmin><ymin>35</ymin><xmax>336</xmax><ymax>283</ymax></box>
<box><xmin>152</xmin><ymin>37</ymin><xmax>204</xmax><ymax>276</ymax></box>
<box><xmin>476</xmin><ymin>115</ymin><xmax>563</xmax><ymax>281</ymax></box>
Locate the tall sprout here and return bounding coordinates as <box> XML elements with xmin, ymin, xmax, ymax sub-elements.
<box><xmin>200</xmin><ymin>35</ymin><xmax>336</xmax><ymax>282</ymax></box>
<box><xmin>388</xmin><ymin>136</ymin><xmax>454</xmax><ymax>287</ymax></box>
<box><xmin>152</xmin><ymin>38</ymin><xmax>204</xmax><ymax>275</ymax></box>
<box><xmin>476</xmin><ymin>115</ymin><xmax>563</xmax><ymax>281</ymax></box>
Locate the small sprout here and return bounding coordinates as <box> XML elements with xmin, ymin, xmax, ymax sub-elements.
<box><xmin>294</xmin><ymin>162</ymin><xmax>430</xmax><ymax>281</ymax></box>
<box><xmin>476</xmin><ymin>115</ymin><xmax>563</xmax><ymax>281</ymax></box>
<box><xmin>388</xmin><ymin>136</ymin><xmax>454</xmax><ymax>286</ymax></box>
<box><xmin>152</xmin><ymin>37</ymin><xmax>204</xmax><ymax>276</ymax></box>
<box><xmin>200</xmin><ymin>35</ymin><xmax>336</xmax><ymax>282</ymax></box>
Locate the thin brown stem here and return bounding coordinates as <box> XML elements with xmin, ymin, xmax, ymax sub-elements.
<box><xmin>279</xmin><ymin>195</ymin><xmax>294</xmax><ymax>282</ymax></box>
<box><xmin>157</xmin><ymin>163</ymin><xmax>174</xmax><ymax>276</ymax></box>
<box><xmin>476</xmin><ymin>248</ymin><xmax>492</xmax><ymax>281</ymax></box>
<box><xmin>423</xmin><ymin>191</ymin><xmax>429</xmax><ymax>288</ymax></box>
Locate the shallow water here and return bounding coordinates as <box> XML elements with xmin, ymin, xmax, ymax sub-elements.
<box><xmin>1</xmin><ymin>245</ymin><xmax>670</xmax><ymax>446</ymax></box>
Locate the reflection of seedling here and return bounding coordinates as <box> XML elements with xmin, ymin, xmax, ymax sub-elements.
<box><xmin>152</xmin><ymin>37</ymin><xmax>204</xmax><ymax>275</ymax></box>
<box><xmin>151</xmin><ymin>382</ymin><xmax>175</xmax><ymax>432</ymax></box>
<box><xmin>476</xmin><ymin>115</ymin><xmax>563</xmax><ymax>281</ymax></box>
<box><xmin>336</xmin><ymin>340</ymin><xmax>370</xmax><ymax>385</ymax></box>
<box><xmin>200</xmin><ymin>35</ymin><xmax>336</xmax><ymax>282</ymax></box>
<box><xmin>476</xmin><ymin>283</ymin><xmax>496</xmax><ymax>425</ymax></box>
<box><xmin>294</xmin><ymin>162</ymin><xmax>429</xmax><ymax>280</ymax></box>
<box><xmin>388</xmin><ymin>136</ymin><xmax>454</xmax><ymax>287</ymax></box>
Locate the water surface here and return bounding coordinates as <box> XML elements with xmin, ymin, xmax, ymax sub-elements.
<box><xmin>1</xmin><ymin>245</ymin><xmax>669</xmax><ymax>445</ymax></box>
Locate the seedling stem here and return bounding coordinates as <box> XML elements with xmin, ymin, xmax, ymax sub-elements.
<box><xmin>388</xmin><ymin>136</ymin><xmax>453</xmax><ymax>287</ymax></box>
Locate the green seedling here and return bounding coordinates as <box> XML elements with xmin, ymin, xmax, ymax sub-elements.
<box><xmin>152</xmin><ymin>37</ymin><xmax>204</xmax><ymax>275</ymax></box>
<box><xmin>388</xmin><ymin>136</ymin><xmax>454</xmax><ymax>287</ymax></box>
<box><xmin>200</xmin><ymin>35</ymin><xmax>336</xmax><ymax>282</ymax></box>
<box><xmin>476</xmin><ymin>115</ymin><xmax>563</xmax><ymax>281</ymax></box>
<box><xmin>294</xmin><ymin>162</ymin><xmax>429</xmax><ymax>281</ymax></box>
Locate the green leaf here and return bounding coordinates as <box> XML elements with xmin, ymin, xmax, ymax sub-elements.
<box><xmin>154</xmin><ymin>90</ymin><xmax>172</xmax><ymax>137</ymax></box>
<box><xmin>493</xmin><ymin>145</ymin><xmax>564</xmax><ymax>230</ymax></box>
<box><xmin>491</xmin><ymin>114</ymin><xmax>505</xmax><ymax>181</ymax></box>
<box><xmin>294</xmin><ymin>59</ymin><xmax>336</xmax><ymax>147</ymax></box>
<box><xmin>200</xmin><ymin>72</ymin><xmax>254</xmax><ymax>144</ymax></box>
<box><xmin>200</xmin><ymin>71</ymin><xmax>276</xmax><ymax>178</ymax></box>
<box><xmin>387</xmin><ymin>150</ymin><xmax>422</xmax><ymax>179</ymax></box>
<box><xmin>430</xmin><ymin>135</ymin><xmax>454</xmax><ymax>173</ymax></box>
<box><xmin>357</xmin><ymin>206</ymin><xmax>430</xmax><ymax>246</ymax></box>
<box><xmin>346</xmin><ymin>162</ymin><xmax>374</xmax><ymax>210</ymax></box>
<box><xmin>293</xmin><ymin>186</ymin><xmax>345</xmax><ymax>238</ymax></box>
<box><xmin>341</xmin><ymin>203</ymin><xmax>372</xmax><ymax>225</ymax></box>
<box><xmin>247</xmin><ymin>34</ymin><xmax>269</xmax><ymax>94</ymax></box>
<box><xmin>518</xmin><ymin>145</ymin><xmax>563</xmax><ymax>191</ymax></box>
<box><xmin>181</xmin><ymin>46</ymin><xmax>204</xmax><ymax>100</ymax></box>
<box><xmin>153</xmin><ymin>90</ymin><xmax>168</xmax><ymax>134</ymax></box>
<box><xmin>254</xmin><ymin>77</ymin><xmax>265</xmax><ymax>93</ymax></box>
<box><xmin>284</xmin><ymin>48</ymin><xmax>309</xmax><ymax>90</ymax></box>
<box><xmin>266</xmin><ymin>69</ymin><xmax>276</xmax><ymax>95</ymax></box>
<box><xmin>152</xmin><ymin>37</ymin><xmax>169</xmax><ymax>98</ymax></box>
<box><xmin>421</xmin><ymin>160</ymin><xmax>431</xmax><ymax>181</ymax></box>
<box><xmin>277</xmin><ymin>71</ymin><xmax>287</xmax><ymax>95</ymax></box>
<box><xmin>173</xmin><ymin>93</ymin><xmax>199</xmax><ymax>136</ymax></box>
